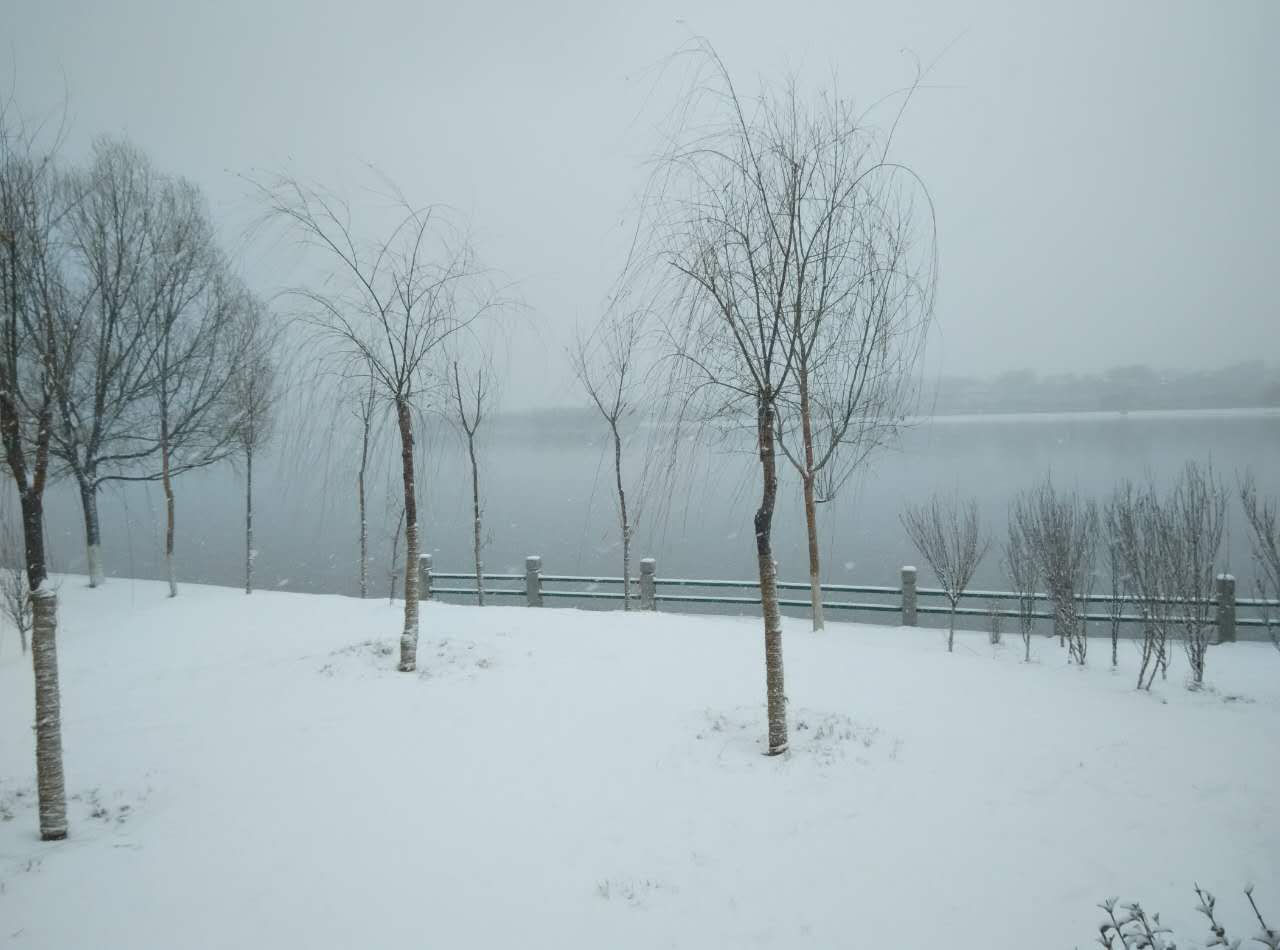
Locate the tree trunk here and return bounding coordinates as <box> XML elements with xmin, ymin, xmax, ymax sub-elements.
<box><xmin>78</xmin><ymin>475</ymin><xmax>104</xmax><ymax>588</ymax></box>
<box><xmin>19</xmin><ymin>488</ymin><xmax>48</xmax><ymax>591</ymax></box>
<box><xmin>468</xmin><ymin>433</ymin><xmax>483</xmax><ymax>607</ymax></box>
<box><xmin>798</xmin><ymin>365</ymin><xmax>824</xmax><ymax>631</ymax></box>
<box><xmin>612</xmin><ymin>423</ymin><xmax>630</xmax><ymax>610</ymax></box>
<box><xmin>948</xmin><ymin>600</ymin><xmax>956</xmax><ymax>652</ymax></box>
<box><xmin>395</xmin><ymin>399</ymin><xmax>419</xmax><ymax>672</ymax></box>
<box><xmin>244</xmin><ymin>446</ymin><xmax>254</xmax><ymax>594</ymax></box>
<box><xmin>30</xmin><ymin>589</ymin><xmax>66</xmax><ymax>841</ymax></box>
<box><xmin>357</xmin><ymin>431</ymin><xmax>368</xmax><ymax>599</ymax></box>
<box><xmin>755</xmin><ymin>398</ymin><xmax>787</xmax><ymax>756</ymax></box>
<box><xmin>161</xmin><ymin>413</ymin><xmax>177</xmax><ymax>598</ymax></box>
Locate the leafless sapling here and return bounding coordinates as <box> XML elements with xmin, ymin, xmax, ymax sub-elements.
<box><xmin>1015</xmin><ymin>479</ymin><xmax>1099</xmax><ymax>666</ymax></box>
<box><xmin>227</xmin><ymin>292</ymin><xmax>277</xmax><ymax>594</ymax></box>
<box><xmin>1240</xmin><ymin>472</ymin><xmax>1280</xmax><ymax>651</ymax></box>
<box><xmin>1004</xmin><ymin>506</ymin><xmax>1040</xmax><ymax>663</ymax></box>
<box><xmin>570</xmin><ymin>310</ymin><xmax>646</xmax><ymax>609</ymax></box>
<box><xmin>1108</xmin><ymin>479</ymin><xmax>1172</xmax><ymax>690</ymax></box>
<box><xmin>448</xmin><ymin>356</ymin><xmax>495</xmax><ymax>606</ymax></box>
<box><xmin>900</xmin><ymin>493</ymin><xmax>989</xmax><ymax>652</ymax></box>
<box><xmin>1158</xmin><ymin>462</ymin><xmax>1227</xmax><ymax>688</ymax></box>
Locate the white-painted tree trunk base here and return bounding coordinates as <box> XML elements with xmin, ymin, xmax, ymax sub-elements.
<box><xmin>87</xmin><ymin>545</ymin><xmax>104</xmax><ymax>588</ymax></box>
<box><xmin>166</xmin><ymin>554</ymin><xmax>178</xmax><ymax>599</ymax></box>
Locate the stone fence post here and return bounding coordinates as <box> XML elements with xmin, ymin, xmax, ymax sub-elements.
<box><xmin>1215</xmin><ymin>573</ymin><xmax>1236</xmax><ymax>644</ymax></box>
<box><xmin>901</xmin><ymin>566</ymin><xmax>917</xmax><ymax>626</ymax></box>
<box><xmin>526</xmin><ymin>556</ymin><xmax>543</xmax><ymax>607</ymax></box>
<box><xmin>639</xmin><ymin>558</ymin><xmax>656</xmax><ymax>611</ymax></box>
<box><xmin>418</xmin><ymin>554</ymin><xmax>433</xmax><ymax>602</ymax></box>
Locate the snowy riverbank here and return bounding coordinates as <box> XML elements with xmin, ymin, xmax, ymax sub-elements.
<box><xmin>2</xmin><ymin>578</ymin><xmax>1277</xmax><ymax>948</ymax></box>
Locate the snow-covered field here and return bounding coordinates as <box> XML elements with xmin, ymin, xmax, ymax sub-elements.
<box><xmin>1</xmin><ymin>579</ymin><xmax>1277</xmax><ymax>948</ymax></box>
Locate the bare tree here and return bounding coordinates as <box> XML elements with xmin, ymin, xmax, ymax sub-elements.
<box><xmin>1103</xmin><ymin>538</ymin><xmax>1128</xmax><ymax>669</ymax></box>
<box><xmin>0</xmin><ymin>517</ymin><xmax>30</xmax><ymax>654</ymax></box>
<box><xmin>1240</xmin><ymin>473</ymin><xmax>1280</xmax><ymax>651</ymax></box>
<box><xmin>50</xmin><ymin>137</ymin><xmax>161</xmax><ymax>588</ymax></box>
<box><xmin>1108</xmin><ymin>480</ymin><xmax>1172</xmax><ymax>690</ymax></box>
<box><xmin>1015</xmin><ymin>479</ymin><xmax>1099</xmax><ymax>666</ymax></box>
<box><xmin>769</xmin><ymin>97</ymin><xmax>936</xmax><ymax>632</ymax></box>
<box><xmin>1004</xmin><ymin>505</ymin><xmax>1040</xmax><ymax>663</ymax></box>
<box><xmin>652</xmin><ymin>60</ymin><xmax>842</xmax><ymax>755</ymax></box>
<box><xmin>448</xmin><ymin>357</ymin><xmax>494</xmax><ymax>606</ymax></box>
<box><xmin>0</xmin><ymin>102</ymin><xmax>68</xmax><ymax>839</ymax></box>
<box><xmin>1159</xmin><ymin>462</ymin><xmax>1226</xmax><ymax>687</ymax></box>
<box><xmin>227</xmin><ymin>292</ymin><xmax>277</xmax><ymax>594</ymax></box>
<box><xmin>137</xmin><ymin>178</ymin><xmax>243</xmax><ymax>597</ymax></box>
<box><xmin>386</xmin><ymin>500</ymin><xmax>405</xmax><ymax>605</ymax></box>
<box><xmin>258</xmin><ymin>174</ymin><xmax>491</xmax><ymax>672</ymax></box>
<box><xmin>901</xmin><ymin>493</ymin><xmax>989</xmax><ymax>652</ymax></box>
<box><xmin>570</xmin><ymin>310</ymin><xmax>646</xmax><ymax>609</ymax></box>
<box><xmin>349</xmin><ymin>367</ymin><xmax>380</xmax><ymax>598</ymax></box>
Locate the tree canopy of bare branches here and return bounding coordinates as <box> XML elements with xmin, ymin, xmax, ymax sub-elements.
<box><xmin>257</xmin><ymin>173</ymin><xmax>494</xmax><ymax>672</ymax></box>
<box><xmin>901</xmin><ymin>492</ymin><xmax>989</xmax><ymax>652</ymax></box>
<box><xmin>765</xmin><ymin>83</ymin><xmax>936</xmax><ymax>632</ymax></box>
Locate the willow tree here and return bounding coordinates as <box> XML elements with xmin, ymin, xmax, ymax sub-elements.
<box><xmin>773</xmin><ymin>121</ymin><xmax>936</xmax><ymax>630</ymax></box>
<box><xmin>651</xmin><ymin>57</ymin><xmax>854</xmax><ymax>756</ymax></box>
<box><xmin>259</xmin><ymin>175</ymin><xmax>487</xmax><ymax>672</ymax></box>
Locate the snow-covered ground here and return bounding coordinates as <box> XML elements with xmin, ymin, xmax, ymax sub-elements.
<box><xmin>1</xmin><ymin>579</ymin><xmax>1277</xmax><ymax>948</ymax></box>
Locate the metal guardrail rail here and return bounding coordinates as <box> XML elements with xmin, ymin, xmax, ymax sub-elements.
<box><xmin>421</xmin><ymin>556</ymin><xmax>1277</xmax><ymax>635</ymax></box>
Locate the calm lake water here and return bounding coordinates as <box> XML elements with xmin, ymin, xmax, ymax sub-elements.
<box><xmin>37</xmin><ymin>408</ymin><xmax>1280</xmax><ymax>611</ymax></box>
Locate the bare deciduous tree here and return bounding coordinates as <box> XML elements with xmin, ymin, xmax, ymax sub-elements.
<box><xmin>570</xmin><ymin>310</ymin><xmax>646</xmax><ymax>609</ymax></box>
<box><xmin>0</xmin><ymin>518</ymin><xmax>31</xmax><ymax>654</ymax></box>
<box><xmin>141</xmin><ymin>180</ymin><xmax>243</xmax><ymax>597</ymax></box>
<box><xmin>1108</xmin><ymin>480</ymin><xmax>1172</xmax><ymax>690</ymax></box>
<box><xmin>652</xmin><ymin>57</ymin><xmax>842</xmax><ymax>755</ymax></box>
<box><xmin>1014</xmin><ymin>479</ymin><xmax>1099</xmax><ymax>666</ymax></box>
<box><xmin>227</xmin><ymin>292</ymin><xmax>277</xmax><ymax>594</ymax></box>
<box><xmin>1004</xmin><ymin>506</ymin><xmax>1040</xmax><ymax>663</ymax></box>
<box><xmin>901</xmin><ymin>493</ymin><xmax>989</xmax><ymax>652</ymax></box>
<box><xmin>1240</xmin><ymin>473</ymin><xmax>1280</xmax><ymax>651</ymax></box>
<box><xmin>258</xmin><ymin>174</ymin><xmax>491</xmax><ymax>672</ymax></box>
<box><xmin>0</xmin><ymin>102</ymin><xmax>68</xmax><ymax>839</ymax></box>
<box><xmin>1102</xmin><ymin>538</ymin><xmax>1128</xmax><ymax>669</ymax></box>
<box><xmin>1159</xmin><ymin>462</ymin><xmax>1226</xmax><ymax>687</ymax></box>
<box><xmin>769</xmin><ymin>93</ymin><xmax>936</xmax><ymax>632</ymax></box>
<box><xmin>51</xmin><ymin>137</ymin><xmax>160</xmax><ymax>588</ymax></box>
<box><xmin>448</xmin><ymin>357</ymin><xmax>494</xmax><ymax>606</ymax></box>
<box><xmin>350</xmin><ymin>367</ymin><xmax>380</xmax><ymax>599</ymax></box>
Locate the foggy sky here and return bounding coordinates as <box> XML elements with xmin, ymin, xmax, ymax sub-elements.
<box><xmin>5</xmin><ymin>0</ymin><xmax>1277</xmax><ymax>409</ymax></box>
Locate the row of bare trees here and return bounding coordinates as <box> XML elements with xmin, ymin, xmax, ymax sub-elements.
<box><xmin>903</xmin><ymin>462</ymin><xmax>1280</xmax><ymax>691</ymax></box>
<box><xmin>1</xmin><ymin>101</ymin><xmax>281</xmax><ymax>839</ymax></box>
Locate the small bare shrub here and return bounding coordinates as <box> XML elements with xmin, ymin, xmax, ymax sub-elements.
<box><xmin>901</xmin><ymin>493</ymin><xmax>989</xmax><ymax>653</ymax></box>
<box><xmin>1094</xmin><ymin>885</ymin><xmax>1276</xmax><ymax>950</ymax></box>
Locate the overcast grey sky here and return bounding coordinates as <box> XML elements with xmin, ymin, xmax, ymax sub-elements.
<box><xmin>6</xmin><ymin>0</ymin><xmax>1277</xmax><ymax>407</ymax></box>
